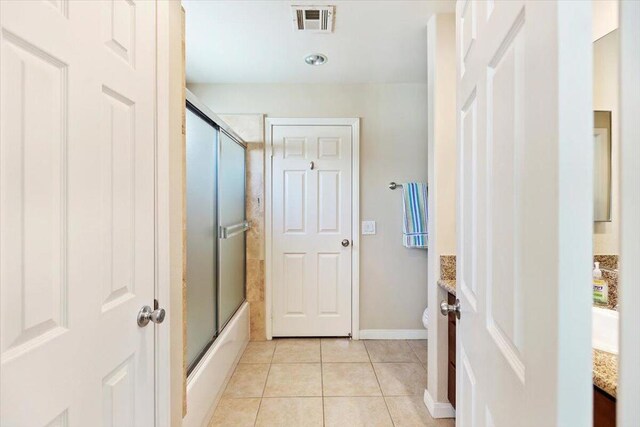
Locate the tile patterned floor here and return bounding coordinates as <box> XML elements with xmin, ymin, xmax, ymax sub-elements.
<box><xmin>208</xmin><ymin>339</ymin><xmax>455</xmax><ymax>427</ymax></box>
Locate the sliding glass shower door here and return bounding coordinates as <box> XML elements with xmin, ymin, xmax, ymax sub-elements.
<box><xmin>185</xmin><ymin>106</ymin><xmax>218</xmax><ymax>369</ymax></box>
<box><xmin>218</xmin><ymin>131</ymin><xmax>247</xmax><ymax>329</ymax></box>
<box><xmin>185</xmin><ymin>98</ymin><xmax>247</xmax><ymax>373</ymax></box>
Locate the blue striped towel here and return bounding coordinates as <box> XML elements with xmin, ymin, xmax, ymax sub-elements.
<box><xmin>402</xmin><ymin>183</ymin><xmax>428</xmax><ymax>249</ymax></box>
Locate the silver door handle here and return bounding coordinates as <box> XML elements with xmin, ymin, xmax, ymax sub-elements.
<box><xmin>137</xmin><ymin>305</ymin><xmax>166</xmax><ymax>327</ymax></box>
<box><xmin>310</xmin><ymin>161</ymin><xmax>315</xmax><ymax>170</ymax></box>
<box><xmin>341</xmin><ymin>239</ymin><xmax>350</xmax><ymax>247</ymax></box>
<box><xmin>440</xmin><ymin>299</ymin><xmax>461</xmax><ymax>319</ymax></box>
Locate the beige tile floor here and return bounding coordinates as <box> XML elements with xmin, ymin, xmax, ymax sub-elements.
<box><xmin>208</xmin><ymin>339</ymin><xmax>455</xmax><ymax>427</ymax></box>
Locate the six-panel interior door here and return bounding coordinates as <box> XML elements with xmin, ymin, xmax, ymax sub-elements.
<box><xmin>455</xmin><ymin>1</ymin><xmax>592</xmax><ymax>426</ymax></box>
<box><xmin>271</xmin><ymin>125</ymin><xmax>352</xmax><ymax>337</ymax></box>
<box><xmin>1</xmin><ymin>1</ymin><xmax>157</xmax><ymax>425</ymax></box>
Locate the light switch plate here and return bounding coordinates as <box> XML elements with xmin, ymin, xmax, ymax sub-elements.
<box><xmin>361</xmin><ymin>220</ymin><xmax>376</xmax><ymax>235</ymax></box>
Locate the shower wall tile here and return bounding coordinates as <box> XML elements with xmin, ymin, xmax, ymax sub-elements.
<box><xmin>246</xmin><ymin>140</ymin><xmax>266</xmax><ymax>340</ymax></box>
<box><xmin>250</xmin><ymin>302</ymin><xmax>267</xmax><ymax>342</ymax></box>
<box><xmin>246</xmin><ymin>142</ymin><xmax>265</xmax><ymax>262</ymax></box>
<box><xmin>247</xmin><ymin>260</ymin><xmax>265</xmax><ymax>302</ymax></box>
<box><xmin>247</xmin><ymin>227</ymin><xmax>263</xmax><ymax>260</ymax></box>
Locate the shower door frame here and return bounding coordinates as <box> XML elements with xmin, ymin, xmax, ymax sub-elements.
<box><xmin>184</xmin><ymin>90</ymin><xmax>248</xmax><ymax>374</ymax></box>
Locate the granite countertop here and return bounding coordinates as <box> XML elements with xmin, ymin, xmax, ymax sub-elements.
<box><xmin>593</xmin><ymin>349</ymin><xmax>618</xmax><ymax>398</ymax></box>
<box><xmin>437</xmin><ymin>279</ymin><xmax>456</xmax><ymax>295</ymax></box>
<box><xmin>436</xmin><ymin>276</ymin><xmax>617</xmax><ymax>398</ymax></box>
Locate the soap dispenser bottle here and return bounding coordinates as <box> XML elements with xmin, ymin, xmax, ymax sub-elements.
<box><xmin>593</xmin><ymin>262</ymin><xmax>608</xmax><ymax>305</ymax></box>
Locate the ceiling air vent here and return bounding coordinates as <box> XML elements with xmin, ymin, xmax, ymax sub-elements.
<box><xmin>291</xmin><ymin>5</ymin><xmax>335</xmax><ymax>33</ymax></box>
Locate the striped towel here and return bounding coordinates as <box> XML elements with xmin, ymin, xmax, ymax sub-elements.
<box><xmin>402</xmin><ymin>183</ymin><xmax>428</xmax><ymax>249</ymax></box>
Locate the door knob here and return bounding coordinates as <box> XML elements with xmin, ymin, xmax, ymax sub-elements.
<box><xmin>137</xmin><ymin>305</ymin><xmax>166</xmax><ymax>327</ymax></box>
<box><xmin>341</xmin><ymin>239</ymin><xmax>350</xmax><ymax>247</ymax></box>
<box><xmin>440</xmin><ymin>299</ymin><xmax>461</xmax><ymax>319</ymax></box>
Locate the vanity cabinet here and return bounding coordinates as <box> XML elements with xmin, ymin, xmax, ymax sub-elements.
<box><xmin>447</xmin><ymin>292</ymin><xmax>457</xmax><ymax>409</ymax></box>
<box><xmin>594</xmin><ymin>386</ymin><xmax>616</xmax><ymax>427</ymax></box>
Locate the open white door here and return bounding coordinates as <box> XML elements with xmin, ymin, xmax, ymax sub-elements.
<box><xmin>618</xmin><ymin>2</ymin><xmax>640</xmax><ymax>426</ymax></box>
<box><xmin>1</xmin><ymin>1</ymin><xmax>159</xmax><ymax>425</ymax></box>
<box><xmin>455</xmin><ymin>1</ymin><xmax>592</xmax><ymax>426</ymax></box>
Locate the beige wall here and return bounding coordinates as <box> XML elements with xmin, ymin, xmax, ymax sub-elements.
<box><xmin>593</xmin><ymin>29</ymin><xmax>619</xmax><ymax>255</ymax></box>
<box><xmin>157</xmin><ymin>1</ymin><xmax>186</xmax><ymax>424</ymax></box>
<box><xmin>425</xmin><ymin>13</ymin><xmax>456</xmax><ymax>406</ymax></box>
<box><xmin>188</xmin><ymin>83</ymin><xmax>429</xmax><ymax>330</ymax></box>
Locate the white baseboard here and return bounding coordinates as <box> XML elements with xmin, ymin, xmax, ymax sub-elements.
<box><xmin>424</xmin><ymin>388</ymin><xmax>456</xmax><ymax>419</ymax></box>
<box><xmin>359</xmin><ymin>329</ymin><xmax>428</xmax><ymax>340</ymax></box>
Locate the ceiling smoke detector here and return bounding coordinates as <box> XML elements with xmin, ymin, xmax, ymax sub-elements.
<box><xmin>291</xmin><ymin>5</ymin><xmax>335</xmax><ymax>33</ymax></box>
<box><xmin>304</xmin><ymin>54</ymin><xmax>328</xmax><ymax>66</ymax></box>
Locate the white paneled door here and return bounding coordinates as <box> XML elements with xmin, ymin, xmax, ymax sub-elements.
<box><xmin>1</xmin><ymin>1</ymin><xmax>157</xmax><ymax>426</ymax></box>
<box><xmin>455</xmin><ymin>1</ymin><xmax>592</xmax><ymax>426</ymax></box>
<box><xmin>271</xmin><ymin>125</ymin><xmax>353</xmax><ymax>337</ymax></box>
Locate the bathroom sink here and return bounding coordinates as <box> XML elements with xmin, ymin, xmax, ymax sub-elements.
<box><xmin>592</xmin><ymin>306</ymin><xmax>618</xmax><ymax>354</ymax></box>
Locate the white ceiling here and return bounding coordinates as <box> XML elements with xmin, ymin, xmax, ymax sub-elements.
<box><xmin>182</xmin><ymin>0</ymin><xmax>455</xmax><ymax>84</ymax></box>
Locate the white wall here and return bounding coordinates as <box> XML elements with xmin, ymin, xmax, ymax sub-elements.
<box><xmin>593</xmin><ymin>0</ymin><xmax>618</xmax><ymax>42</ymax></box>
<box><xmin>593</xmin><ymin>29</ymin><xmax>619</xmax><ymax>255</ymax></box>
<box><xmin>188</xmin><ymin>83</ymin><xmax>428</xmax><ymax>331</ymax></box>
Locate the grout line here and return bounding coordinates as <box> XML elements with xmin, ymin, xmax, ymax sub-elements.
<box><xmin>236</xmin><ymin>362</ymin><xmax>274</xmax><ymax>365</ymax></box>
<box><xmin>363</xmin><ymin>340</ymin><xmax>373</xmax><ymax>363</ymax></box>
<box><xmin>407</xmin><ymin>339</ymin><xmax>428</xmax><ymax>365</ymax></box>
<box><xmin>319</xmin><ymin>393</ymin><xmax>422</xmax><ymax>397</ymax></box>
<box><xmin>244</xmin><ymin>339</ymin><xmax>422</xmax><ymax>426</ymax></box>
<box><xmin>260</xmin><ymin>396</ymin><xmax>324</xmax><ymax>399</ymax></box>
<box><xmin>253</xmin><ymin>360</ymin><xmax>272</xmax><ymax>427</ymax></box>
<box><xmin>238</xmin><ymin>391</ymin><xmax>425</xmax><ymax>399</ymax></box>
<box><xmin>364</xmin><ymin>340</ymin><xmax>420</xmax><ymax>364</ymax></box>
<box><xmin>369</xmin><ymin>360</ymin><xmax>396</xmax><ymax>426</ymax></box>
<box><xmin>270</xmin><ymin>362</ymin><xmax>323</xmax><ymax>365</ymax></box>
<box><xmin>371</xmin><ymin>363</ymin><xmax>396</xmax><ymax>426</ymax></box>
<box><xmin>320</xmin><ymin>339</ymin><xmax>326</xmax><ymax>427</ymax></box>
<box><xmin>357</xmin><ymin>361</ymin><xmax>424</xmax><ymax>364</ymax></box>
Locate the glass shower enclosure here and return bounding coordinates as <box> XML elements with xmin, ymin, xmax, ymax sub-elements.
<box><xmin>185</xmin><ymin>95</ymin><xmax>247</xmax><ymax>373</ymax></box>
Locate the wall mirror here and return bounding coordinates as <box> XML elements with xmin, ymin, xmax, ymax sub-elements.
<box><xmin>594</xmin><ymin>110</ymin><xmax>612</xmax><ymax>222</ymax></box>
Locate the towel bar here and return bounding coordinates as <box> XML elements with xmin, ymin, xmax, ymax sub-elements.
<box><xmin>389</xmin><ymin>181</ymin><xmax>428</xmax><ymax>190</ymax></box>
